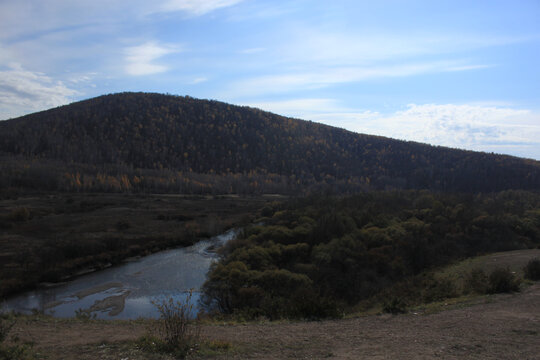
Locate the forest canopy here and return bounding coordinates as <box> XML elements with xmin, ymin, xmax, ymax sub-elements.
<box><xmin>202</xmin><ymin>190</ymin><xmax>540</xmax><ymax>319</ymax></box>
<box><xmin>1</xmin><ymin>92</ymin><xmax>539</xmax><ymax>195</ymax></box>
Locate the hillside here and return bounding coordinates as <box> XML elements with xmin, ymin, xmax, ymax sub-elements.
<box><xmin>201</xmin><ymin>191</ymin><xmax>540</xmax><ymax>319</ymax></box>
<box><xmin>8</xmin><ymin>281</ymin><xmax>540</xmax><ymax>358</ymax></box>
<box><xmin>1</xmin><ymin>92</ymin><xmax>539</xmax><ymax>194</ymax></box>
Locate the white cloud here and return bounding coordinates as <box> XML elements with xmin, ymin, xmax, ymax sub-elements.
<box><xmin>445</xmin><ymin>64</ymin><xmax>495</xmax><ymax>72</ymax></box>
<box><xmin>306</xmin><ymin>103</ymin><xmax>540</xmax><ymax>160</ymax></box>
<box><xmin>239</xmin><ymin>47</ymin><xmax>266</xmax><ymax>54</ymax></box>
<box><xmin>67</xmin><ymin>73</ymin><xmax>96</xmax><ymax>84</ymax></box>
<box><xmin>0</xmin><ymin>64</ymin><xmax>78</xmax><ymax>120</ymax></box>
<box><xmin>226</xmin><ymin>60</ymin><xmax>490</xmax><ymax>97</ymax></box>
<box><xmin>280</xmin><ymin>30</ymin><xmax>536</xmax><ymax>66</ymax></box>
<box><xmin>0</xmin><ymin>0</ymin><xmax>246</xmax><ymax>41</ymax></box>
<box><xmin>243</xmin><ymin>98</ymin><xmax>343</xmax><ymax>116</ymax></box>
<box><xmin>375</xmin><ymin>104</ymin><xmax>539</xmax><ymax>146</ymax></box>
<box><xmin>243</xmin><ymin>98</ymin><xmax>540</xmax><ymax>160</ymax></box>
<box><xmin>159</xmin><ymin>0</ymin><xmax>244</xmax><ymax>15</ymax></box>
<box><xmin>191</xmin><ymin>77</ymin><xmax>208</xmax><ymax>84</ymax></box>
<box><xmin>124</xmin><ymin>42</ymin><xmax>179</xmax><ymax>76</ymax></box>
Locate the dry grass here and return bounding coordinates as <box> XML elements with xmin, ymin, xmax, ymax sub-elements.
<box><xmin>8</xmin><ymin>281</ymin><xmax>540</xmax><ymax>359</ymax></box>
<box><xmin>436</xmin><ymin>249</ymin><xmax>540</xmax><ymax>290</ymax></box>
<box><xmin>0</xmin><ymin>193</ymin><xmax>271</xmax><ymax>297</ymax></box>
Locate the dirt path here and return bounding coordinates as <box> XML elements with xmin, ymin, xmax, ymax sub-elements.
<box><xmin>11</xmin><ymin>283</ymin><xmax>540</xmax><ymax>359</ymax></box>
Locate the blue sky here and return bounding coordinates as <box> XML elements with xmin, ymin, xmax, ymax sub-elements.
<box><xmin>1</xmin><ymin>0</ymin><xmax>539</xmax><ymax>160</ymax></box>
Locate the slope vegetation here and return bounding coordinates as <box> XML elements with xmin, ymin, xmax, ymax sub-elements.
<box><xmin>202</xmin><ymin>190</ymin><xmax>540</xmax><ymax>318</ymax></box>
<box><xmin>1</xmin><ymin>92</ymin><xmax>539</xmax><ymax>194</ymax></box>
<box><xmin>9</xmin><ymin>281</ymin><xmax>540</xmax><ymax>359</ymax></box>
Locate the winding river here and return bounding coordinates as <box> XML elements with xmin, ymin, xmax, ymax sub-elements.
<box><xmin>4</xmin><ymin>229</ymin><xmax>238</xmax><ymax>319</ymax></box>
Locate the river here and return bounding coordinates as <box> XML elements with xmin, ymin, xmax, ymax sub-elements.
<box><xmin>4</xmin><ymin>228</ymin><xmax>238</xmax><ymax>319</ymax></box>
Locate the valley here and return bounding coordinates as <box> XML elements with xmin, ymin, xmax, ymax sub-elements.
<box><xmin>0</xmin><ymin>193</ymin><xmax>272</xmax><ymax>298</ymax></box>
<box><xmin>7</xmin><ymin>252</ymin><xmax>540</xmax><ymax>359</ymax></box>
<box><xmin>1</xmin><ymin>93</ymin><xmax>539</xmax><ymax>359</ymax></box>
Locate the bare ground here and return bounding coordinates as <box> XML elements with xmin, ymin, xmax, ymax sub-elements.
<box><xmin>10</xmin><ymin>283</ymin><xmax>540</xmax><ymax>359</ymax></box>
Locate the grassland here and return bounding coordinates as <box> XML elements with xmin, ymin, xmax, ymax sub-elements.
<box><xmin>0</xmin><ymin>193</ymin><xmax>275</xmax><ymax>297</ymax></box>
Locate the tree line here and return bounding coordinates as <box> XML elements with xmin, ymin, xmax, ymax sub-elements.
<box><xmin>1</xmin><ymin>92</ymin><xmax>539</xmax><ymax>195</ymax></box>
<box><xmin>202</xmin><ymin>190</ymin><xmax>540</xmax><ymax>319</ymax></box>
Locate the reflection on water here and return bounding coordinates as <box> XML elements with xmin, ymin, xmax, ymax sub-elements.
<box><xmin>5</xmin><ymin>229</ymin><xmax>238</xmax><ymax>319</ymax></box>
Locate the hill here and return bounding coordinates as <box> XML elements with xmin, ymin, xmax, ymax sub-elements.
<box><xmin>1</xmin><ymin>92</ymin><xmax>539</xmax><ymax>194</ymax></box>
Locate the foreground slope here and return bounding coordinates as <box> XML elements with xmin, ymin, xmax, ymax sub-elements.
<box><xmin>1</xmin><ymin>92</ymin><xmax>539</xmax><ymax>193</ymax></box>
<box><xmin>11</xmin><ymin>282</ymin><xmax>540</xmax><ymax>359</ymax></box>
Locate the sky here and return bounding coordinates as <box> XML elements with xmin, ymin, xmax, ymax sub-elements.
<box><xmin>1</xmin><ymin>0</ymin><xmax>539</xmax><ymax>160</ymax></box>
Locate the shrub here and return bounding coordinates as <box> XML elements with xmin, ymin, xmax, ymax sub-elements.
<box><xmin>150</xmin><ymin>290</ymin><xmax>200</xmax><ymax>358</ymax></box>
<box><xmin>0</xmin><ymin>313</ymin><xmax>37</xmax><ymax>360</ymax></box>
<box><xmin>260</xmin><ymin>206</ymin><xmax>274</xmax><ymax>218</ymax></box>
<box><xmin>207</xmin><ymin>339</ymin><xmax>232</xmax><ymax>351</ymax></box>
<box><xmin>487</xmin><ymin>267</ymin><xmax>520</xmax><ymax>294</ymax></box>
<box><xmin>0</xmin><ymin>313</ymin><xmax>14</xmax><ymax>344</ymax></box>
<box><xmin>74</xmin><ymin>308</ymin><xmax>96</xmax><ymax>321</ymax></box>
<box><xmin>465</xmin><ymin>268</ymin><xmax>489</xmax><ymax>294</ymax></box>
<box><xmin>7</xmin><ymin>208</ymin><xmax>30</xmax><ymax>222</ymax></box>
<box><xmin>422</xmin><ymin>277</ymin><xmax>457</xmax><ymax>303</ymax></box>
<box><xmin>382</xmin><ymin>297</ymin><xmax>407</xmax><ymax>314</ymax></box>
<box><xmin>115</xmin><ymin>221</ymin><xmax>130</xmax><ymax>231</ymax></box>
<box><xmin>524</xmin><ymin>258</ymin><xmax>540</xmax><ymax>281</ymax></box>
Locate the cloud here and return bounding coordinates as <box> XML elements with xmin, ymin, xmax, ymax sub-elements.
<box><xmin>242</xmin><ymin>98</ymin><xmax>540</xmax><ymax>160</ymax></box>
<box><xmin>191</xmin><ymin>77</ymin><xmax>208</xmax><ymax>84</ymax></box>
<box><xmin>159</xmin><ymin>0</ymin><xmax>245</xmax><ymax>15</ymax></box>
<box><xmin>67</xmin><ymin>73</ymin><xmax>97</xmax><ymax>84</ymax></box>
<box><xmin>124</xmin><ymin>42</ymin><xmax>179</xmax><ymax>76</ymax></box>
<box><xmin>375</xmin><ymin>104</ymin><xmax>539</xmax><ymax>145</ymax></box>
<box><xmin>239</xmin><ymin>47</ymin><xmax>266</xmax><ymax>54</ymax></box>
<box><xmin>280</xmin><ymin>29</ymin><xmax>537</xmax><ymax>66</ymax></box>
<box><xmin>0</xmin><ymin>63</ymin><xmax>78</xmax><ymax>120</ymax></box>
<box><xmin>243</xmin><ymin>98</ymin><xmax>343</xmax><ymax>116</ymax></box>
<box><xmin>226</xmin><ymin>60</ymin><xmax>490</xmax><ymax>97</ymax></box>
<box><xmin>445</xmin><ymin>64</ymin><xmax>495</xmax><ymax>72</ymax></box>
<box><xmin>306</xmin><ymin>103</ymin><xmax>540</xmax><ymax>160</ymax></box>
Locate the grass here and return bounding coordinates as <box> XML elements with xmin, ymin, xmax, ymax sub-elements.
<box><xmin>409</xmin><ymin>293</ymin><xmax>494</xmax><ymax>315</ymax></box>
<box><xmin>0</xmin><ymin>193</ymin><xmax>272</xmax><ymax>298</ymax></box>
<box><xmin>0</xmin><ymin>312</ymin><xmax>40</xmax><ymax>360</ymax></box>
<box><xmin>436</xmin><ymin>249</ymin><xmax>540</xmax><ymax>286</ymax></box>
<box><xmin>346</xmin><ymin>249</ymin><xmax>540</xmax><ymax>318</ymax></box>
<box><xmin>4</xmin><ymin>313</ymin><xmax>237</xmax><ymax>360</ymax></box>
<box><xmin>136</xmin><ymin>335</ymin><xmax>236</xmax><ymax>359</ymax></box>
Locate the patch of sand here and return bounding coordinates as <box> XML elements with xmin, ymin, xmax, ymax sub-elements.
<box><xmin>86</xmin><ymin>291</ymin><xmax>131</xmax><ymax>316</ymax></box>
<box><xmin>74</xmin><ymin>282</ymin><xmax>123</xmax><ymax>299</ymax></box>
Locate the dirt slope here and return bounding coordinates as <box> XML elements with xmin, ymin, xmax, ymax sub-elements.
<box><xmin>11</xmin><ymin>283</ymin><xmax>540</xmax><ymax>359</ymax></box>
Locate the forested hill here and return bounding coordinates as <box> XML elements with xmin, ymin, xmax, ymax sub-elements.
<box><xmin>1</xmin><ymin>92</ymin><xmax>539</xmax><ymax>194</ymax></box>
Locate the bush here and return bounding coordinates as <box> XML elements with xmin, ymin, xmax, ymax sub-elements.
<box><xmin>524</xmin><ymin>258</ymin><xmax>540</xmax><ymax>281</ymax></box>
<box><xmin>150</xmin><ymin>290</ymin><xmax>200</xmax><ymax>358</ymax></box>
<box><xmin>0</xmin><ymin>313</ymin><xmax>37</xmax><ymax>360</ymax></box>
<box><xmin>382</xmin><ymin>297</ymin><xmax>407</xmax><ymax>314</ymax></box>
<box><xmin>74</xmin><ymin>308</ymin><xmax>96</xmax><ymax>321</ymax></box>
<box><xmin>422</xmin><ymin>277</ymin><xmax>457</xmax><ymax>303</ymax></box>
<box><xmin>115</xmin><ymin>221</ymin><xmax>130</xmax><ymax>231</ymax></box>
<box><xmin>465</xmin><ymin>268</ymin><xmax>489</xmax><ymax>294</ymax></box>
<box><xmin>488</xmin><ymin>267</ymin><xmax>520</xmax><ymax>294</ymax></box>
<box><xmin>6</xmin><ymin>208</ymin><xmax>30</xmax><ymax>222</ymax></box>
<box><xmin>0</xmin><ymin>313</ymin><xmax>14</xmax><ymax>344</ymax></box>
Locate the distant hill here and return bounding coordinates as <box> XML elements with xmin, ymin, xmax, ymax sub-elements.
<box><xmin>0</xmin><ymin>92</ymin><xmax>539</xmax><ymax>194</ymax></box>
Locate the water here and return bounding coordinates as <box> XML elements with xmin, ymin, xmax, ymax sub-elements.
<box><xmin>4</xmin><ymin>228</ymin><xmax>238</xmax><ymax>319</ymax></box>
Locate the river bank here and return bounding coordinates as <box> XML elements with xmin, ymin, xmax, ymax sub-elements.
<box><xmin>0</xmin><ymin>193</ymin><xmax>273</xmax><ymax>298</ymax></box>
<box><xmin>7</xmin><ymin>282</ymin><xmax>540</xmax><ymax>359</ymax></box>
<box><xmin>5</xmin><ymin>228</ymin><xmax>240</xmax><ymax>319</ymax></box>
